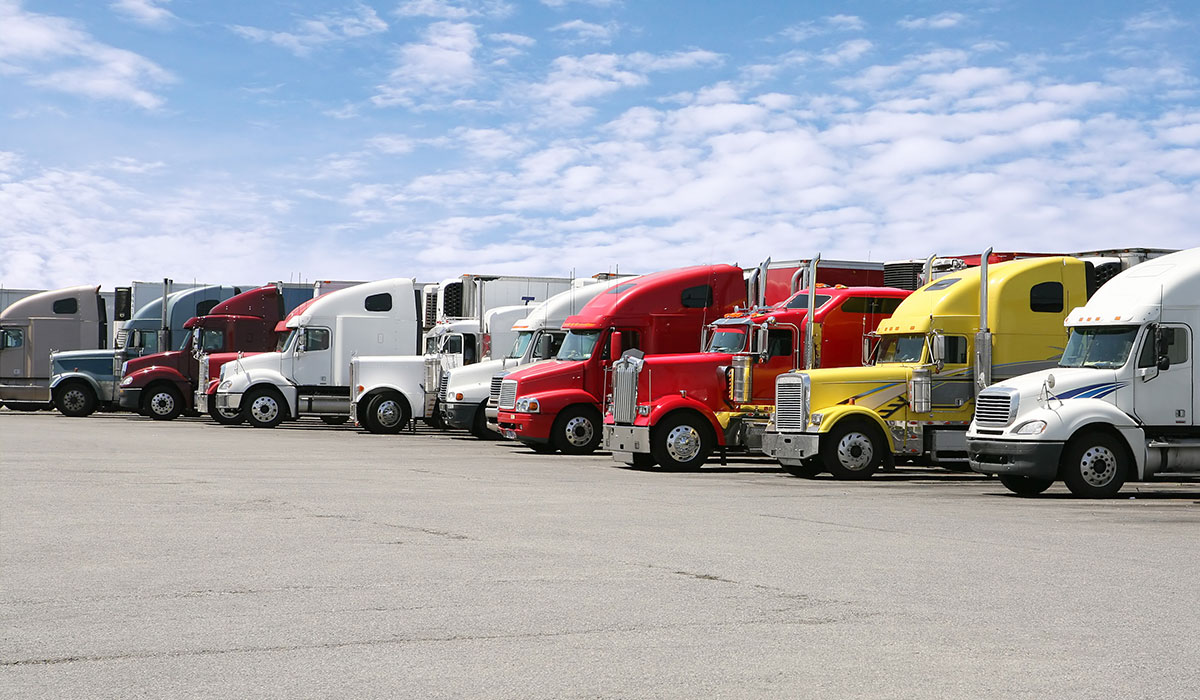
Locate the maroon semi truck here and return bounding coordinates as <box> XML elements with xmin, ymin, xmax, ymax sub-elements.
<box><xmin>602</xmin><ymin>282</ymin><xmax>911</xmax><ymax>469</ymax></box>
<box><xmin>117</xmin><ymin>283</ymin><xmax>312</xmax><ymax>421</ymax></box>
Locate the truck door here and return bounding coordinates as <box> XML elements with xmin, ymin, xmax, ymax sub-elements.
<box><xmin>752</xmin><ymin>329</ymin><xmax>794</xmax><ymax>404</ymax></box>
<box><xmin>1133</xmin><ymin>324</ymin><xmax>1193</xmax><ymax>429</ymax></box>
<box><xmin>292</xmin><ymin>327</ymin><xmax>333</xmax><ymax>387</ymax></box>
<box><xmin>0</xmin><ymin>326</ymin><xmax>25</xmax><ymax>381</ymax></box>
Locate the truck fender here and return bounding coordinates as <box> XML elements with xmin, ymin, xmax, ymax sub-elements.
<box><xmin>125</xmin><ymin>365</ymin><xmax>190</xmax><ymax>394</ymax></box>
<box><xmin>359</xmin><ymin>383</ymin><xmax>424</xmax><ymax>419</ymax></box>
<box><xmin>527</xmin><ymin>388</ymin><xmax>601</xmax><ymax>417</ymax></box>
<box><xmin>234</xmin><ymin>368</ymin><xmax>299</xmax><ymax>419</ymax></box>
<box><xmin>49</xmin><ymin>371</ymin><xmax>102</xmax><ymax>396</ymax></box>
<box><xmin>204</xmin><ymin>378</ymin><xmax>220</xmax><ymax>396</ymax></box>
<box><xmin>1036</xmin><ymin>398</ymin><xmax>1147</xmax><ymax>480</ymax></box>
<box><xmin>813</xmin><ymin>405</ymin><xmax>897</xmax><ymax>453</ymax></box>
<box><xmin>647</xmin><ymin>396</ymin><xmax>726</xmax><ymax>446</ymax></box>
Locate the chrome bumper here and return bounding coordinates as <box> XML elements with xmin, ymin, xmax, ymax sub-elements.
<box><xmin>762</xmin><ymin>431</ymin><xmax>820</xmax><ymax>466</ymax></box>
<box><xmin>604</xmin><ymin>424</ymin><xmax>650</xmax><ymax>457</ymax></box>
<box><xmin>216</xmin><ymin>392</ymin><xmax>242</xmax><ymax>411</ymax></box>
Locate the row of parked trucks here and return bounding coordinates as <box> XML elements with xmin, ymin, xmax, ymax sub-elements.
<box><xmin>4</xmin><ymin>246</ymin><xmax>1195</xmax><ymax>498</ymax></box>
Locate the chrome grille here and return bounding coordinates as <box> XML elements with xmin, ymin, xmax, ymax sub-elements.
<box><xmin>774</xmin><ymin>374</ymin><xmax>809</xmax><ymax>432</ymax></box>
<box><xmin>489</xmin><ymin>374</ymin><xmax>505</xmax><ymax>403</ymax></box>
<box><xmin>498</xmin><ymin>379</ymin><xmax>518</xmax><ymax>410</ymax></box>
<box><xmin>198</xmin><ymin>354</ymin><xmax>209</xmax><ymax>390</ymax></box>
<box><xmin>437</xmin><ymin>371</ymin><xmax>449</xmax><ymax>402</ymax></box>
<box><xmin>611</xmin><ymin>359</ymin><xmax>639</xmax><ymax>424</ymax></box>
<box><xmin>423</xmin><ymin>356</ymin><xmax>438</xmax><ymax>394</ymax></box>
<box><xmin>974</xmin><ymin>390</ymin><xmax>1017</xmax><ymax>427</ymax></box>
<box><xmin>115</xmin><ymin>328</ymin><xmax>128</xmax><ymax>349</ymax></box>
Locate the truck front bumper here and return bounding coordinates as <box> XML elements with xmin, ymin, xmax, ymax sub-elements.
<box><xmin>484</xmin><ymin>404</ymin><xmax>500</xmax><ymax>433</ymax></box>
<box><xmin>762</xmin><ymin>431</ymin><xmax>820</xmax><ymax>466</ymax></box>
<box><xmin>117</xmin><ymin>388</ymin><xmax>141</xmax><ymax>411</ymax></box>
<box><xmin>967</xmin><ymin>437</ymin><xmax>1064</xmax><ymax>480</ymax></box>
<box><xmin>497</xmin><ymin>409</ymin><xmax>552</xmax><ymax>443</ymax></box>
<box><xmin>603</xmin><ymin>424</ymin><xmax>650</xmax><ymax>462</ymax></box>
<box><xmin>216</xmin><ymin>392</ymin><xmax>243</xmax><ymax>411</ymax></box>
<box><xmin>195</xmin><ymin>391</ymin><xmax>209</xmax><ymax>414</ymax></box>
<box><xmin>441</xmin><ymin>401</ymin><xmax>479</xmax><ymax>431</ymax></box>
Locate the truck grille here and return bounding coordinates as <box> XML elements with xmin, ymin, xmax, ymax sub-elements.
<box><xmin>774</xmin><ymin>374</ymin><xmax>809</xmax><ymax>432</ymax></box>
<box><xmin>611</xmin><ymin>359</ymin><xmax>639</xmax><ymax>424</ymax></box>
<box><xmin>974</xmin><ymin>389</ymin><xmax>1017</xmax><ymax>427</ymax></box>
<box><xmin>489</xmin><ymin>374</ymin><xmax>506</xmax><ymax>403</ymax></box>
<box><xmin>115</xmin><ymin>328</ymin><xmax>128</xmax><ymax>349</ymax></box>
<box><xmin>197</xmin><ymin>354</ymin><xmax>209</xmax><ymax>389</ymax></box>
<box><xmin>437</xmin><ymin>371</ymin><xmax>449</xmax><ymax>402</ymax></box>
<box><xmin>423</xmin><ymin>356</ymin><xmax>439</xmax><ymax>395</ymax></box>
<box><xmin>498</xmin><ymin>379</ymin><xmax>518</xmax><ymax>410</ymax></box>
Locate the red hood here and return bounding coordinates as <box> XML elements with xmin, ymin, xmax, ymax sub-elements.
<box><xmin>638</xmin><ymin>352</ymin><xmax>733</xmax><ymax>406</ymax></box>
<box><xmin>125</xmin><ymin>349</ymin><xmax>186</xmax><ymax>374</ymax></box>
<box><xmin>506</xmin><ymin>359</ymin><xmax>586</xmax><ymax>397</ymax></box>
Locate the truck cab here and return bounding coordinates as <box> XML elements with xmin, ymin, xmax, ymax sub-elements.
<box><xmin>1</xmin><ymin>285</ymin><xmax>107</xmax><ymax>410</ymax></box>
<box><xmin>604</xmin><ymin>283</ymin><xmax>909</xmax><ymax>469</ymax></box>
<box><xmin>764</xmin><ymin>253</ymin><xmax>1098</xmax><ymax>479</ymax></box>
<box><xmin>967</xmin><ymin>247</ymin><xmax>1200</xmax><ymax>497</ymax></box>
<box><xmin>496</xmin><ymin>264</ymin><xmax>748</xmax><ymax>454</ymax></box>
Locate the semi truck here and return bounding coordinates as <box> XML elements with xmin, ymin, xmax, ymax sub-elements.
<box><xmin>439</xmin><ymin>278</ymin><xmax>626</xmax><ymax>438</ymax></box>
<box><xmin>47</xmin><ymin>284</ymin><xmax>243</xmax><ymax>416</ymax></box>
<box><xmin>110</xmin><ymin>283</ymin><xmax>313</xmax><ymax>420</ymax></box>
<box><xmin>762</xmin><ymin>251</ymin><xmax>1112</xmax><ymax>479</ymax></box>
<box><xmin>495</xmin><ymin>264</ymin><xmax>760</xmax><ymax>455</ymax></box>
<box><xmin>0</xmin><ymin>285</ymin><xmax>108</xmax><ymax>410</ymax></box>
<box><xmin>603</xmin><ymin>258</ymin><xmax>910</xmax><ymax>469</ymax></box>
<box><xmin>215</xmin><ymin>278</ymin><xmax>421</xmax><ymax>427</ymax></box>
<box><xmin>966</xmin><ymin>247</ymin><xmax>1200</xmax><ymax>497</ymax></box>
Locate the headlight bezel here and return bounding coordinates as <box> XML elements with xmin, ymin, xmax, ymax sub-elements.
<box><xmin>120</xmin><ymin>376</ymin><xmax>134</xmax><ymax>387</ymax></box>
<box><xmin>1014</xmin><ymin>419</ymin><xmax>1048</xmax><ymax>435</ymax></box>
<box><xmin>515</xmin><ymin>396</ymin><xmax>540</xmax><ymax>413</ymax></box>
<box><xmin>219</xmin><ymin>380</ymin><xmax>233</xmax><ymax>391</ymax></box>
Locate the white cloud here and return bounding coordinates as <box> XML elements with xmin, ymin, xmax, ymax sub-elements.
<box><xmin>108</xmin><ymin>157</ymin><xmax>165</xmax><ymax>173</ymax></box>
<box><xmin>0</xmin><ymin>1</ymin><xmax>173</xmax><ymax>109</ymax></box>
<box><xmin>541</xmin><ymin>0</ymin><xmax>618</xmax><ymax>7</ymax></box>
<box><xmin>550</xmin><ymin>19</ymin><xmax>617</xmax><ymax>44</ymax></box>
<box><xmin>373</xmin><ymin>21</ymin><xmax>479</xmax><ymax>106</ymax></box>
<box><xmin>1123</xmin><ymin>9</ymin><xmax>1183</xmax><ymax>33</ymax></box>
<box><xmin>782</xmin><ymin>14</ymin><xmax>864</xmax><ymax>41</ymax></box>
<box><xmin>898</xmin><ymin>12</ymin><xmax>967</xmax><ymax>30</ymax></box>
<box><xmin>489</xmin><ymin>32</ymin><xmax>535</xmax><ymax>47</ymax></box>
<box><xmin>110</xmin><ymin>0</ymin><xmax>175</xmax><ymax>28</ymax></box>
<box><xmin>231</xmin><ymin>3</ymin><xmax>387</xmax><ymax>56</ymax></box>
<box><xmin>820</xmin><ymin>39</ymin><xmax>872</xmax><ymax>66</ymax></box>
<box><xmin>366</xmin><ymin>135</ymin><xmax>415</xmax><ymax>154</ymax></box>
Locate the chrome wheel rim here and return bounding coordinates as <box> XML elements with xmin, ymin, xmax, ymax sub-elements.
<box><xmin>563</xmin><ymin>415</ymin><xmax>594</xmax><ymax>447</ymax></box>
<box><xmin>250</xmin><ymin>395</ymin><xmax>279</xmax><ymax>423</ymax></box>
<box><xmin>63</xmin><ymin>389</ymin><xmax>87</xmax><ymax>412</ymax></box>
<box><xmin>149</xmin><ymin>391</ymin><xmax>176</xmax><ymax>416</ymax></box>
<box><xmin>376</xmin><ymin>399</ymin><xmax>402</xmax><ymax>428</ymax></box>
<box><xmin>835</xmin><ymin>431</ymin><xmax>874</xmax><ymax>471</ymax></box>
<box><xmin>1080</xmin><ymin>445</ymin><xmax>1118</xmax><ymax>487</ymax></box>
<box><xmin>665</xmin><ymin>424</ymin><xmax>702</xmax><ymax>463</ymax></box>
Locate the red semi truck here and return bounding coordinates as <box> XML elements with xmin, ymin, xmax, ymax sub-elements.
<box><xmin>117</xmin><ymin>283</ymin><xmax>311</xmax><ymax>421</ymax></box>
<box><xmin>602</xmin><ymin>283</ymin><xmax>911</xmax><ymax>469</ymax></box>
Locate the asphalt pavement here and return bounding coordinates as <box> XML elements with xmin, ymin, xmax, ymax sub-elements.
<box><xmin>2</xmin><ymin>410</ymin><xmax>1199</xmax><ymax>699</ymax></box>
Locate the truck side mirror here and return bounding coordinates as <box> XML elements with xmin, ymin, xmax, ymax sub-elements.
<box><xmin>862</xmin><ymin>334</ymin><xmax>876</xmax><ymax>366</ymax></box>
<box><xmin>756</xmin><ymin>326</ymin><xmax>769</xmax><ymax>361</ymax></box>
<box><xmin>295</xmin><ymin>334</ymin><xmax>306</xmax><ymax>354</ymax></box>
<box><xmin>1155</xmin><ymin>326</ymin><xmax>1172</xmax><ymax>370</ymax></box>
<box><xmin>536</xmin><ymin>333</ymin><xmax>552</xmax><ymax>359</ymax></box>
<box><xmin>929</xmin><ymin>332</ymin><xmax>945</xmax><ymax>372</ymax></box>
<box><xmin>609</xmin><ymin>331</ymin><xmax>622</xmax><ymax>360</ymax></box>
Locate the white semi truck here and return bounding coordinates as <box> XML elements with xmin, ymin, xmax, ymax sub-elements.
<box><xmin>439</xmin><ymin>278</ymin><xmax>624</xmax><ymax>438</ymax></box>
<box><xmin>350</xmin><ymin>274</ymin><xmax>582</xmax><ymax>434</ymax></box>
<box><xmin>215</xmin><ymin>278</ymin><xmax>421</xmax><ymax>428</ymax></box>
<box><xmin>966</xmin><ymin>247</ymin><xmax>1199</xmax><ymax>497</ymax></box>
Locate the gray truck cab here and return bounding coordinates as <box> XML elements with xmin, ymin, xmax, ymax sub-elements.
<box><xmin>0</xmin><ymin>285</ymin><xmax>107</xmax><ymax>409</ymax></box>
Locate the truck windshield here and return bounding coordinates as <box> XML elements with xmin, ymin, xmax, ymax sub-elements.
<box><xmin>1060</xmin><ymin>325</ymin><xmax>1139</xmax><ymax>369</ymax></box>
<box><xmin>707</xmin><ymin>327</ymin><xmax>748</xmax><ymax>353</ymax></box>
<box><xmin>876</xmin><ymin>334</ymin><xmax>926</xmax><ymax>363</ymax></box>
<box><xmin>508</xmin><ymin>331</ymin><xmax>535</xmax><ymax>359</ymax></box>
<box><xmin>278</xmin><ymin>329</ymin><xmax>299</xmax><ymax>352</ymax></box>
<box><xmin>557</xmin><ymin>330</ymin><xmax>601</xmax><ymax>361</ymax></box>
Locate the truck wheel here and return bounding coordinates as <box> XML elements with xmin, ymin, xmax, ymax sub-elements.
<box><xmin>551</xmin><ymin>406</ymin><xmax>602</xmax><ymax>455</ymax></box>
<box><xmin>244</xmin><ymin>388</ymin><xmax>286</xmax><ymax>428</ymax></box>
<box><xmin>999</xmin><ymin>474</ymin><xmax>1053</xmax><ymax>496</ymax></box>
<box><xmin>321</xmin><ymin>415</ymin><xmax>350</xmax><ymax>426</ymax></box>
<box><xmin>208</xmin><ymin>402</ymin><xmax>244</xmax><ymax>426</ymax></box>
<box><xmin>782</xmin><ymin>458</ymin><xmax>822</xmax><ymax>478</ymax></box>
<box><xmin>651</xmin><ymin>413</ymin><xmax>712</xmax><ymax>471</ymax></box>
<box><xmin>55</xmin><ymin>382</ymin><xmax>97</xmax><ymax>417</ymax></box>
<box><xmin>821</xmin><ymin>419</ymin><xmax>885</xmax><ymax>480</ymax></box>
<box><xmin>362</xmin><ymin>392</ymin><xmax>409</xmax><ymax>434</ymax></box>
<box><xmin>143</xmin><ymin>384</ymin><xmax>182</xmax><ymax>421</ymax></box>
<box><xmin>1061</xmin><ymin>432</ymin><xmax>1128</xmax><ymax>498</ymax></box>
<box><xmin>470</xmin><ymin>402</ymin><xmax>499</xmax><ymax>440</ymax></box>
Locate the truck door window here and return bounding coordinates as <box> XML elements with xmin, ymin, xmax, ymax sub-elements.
<box><xmin>200</xmin><ymin>329</ymin><xmax>225</xmax><ymax>352</ymax></box>
<box><xmin>767</xmin><ymin>329</ymin><xmax>793</xmax><ymax>358</ymax></box>
<box><xmin>445</xmin><ymin>334</ymin><xmax>462</xmax><ymax>354</ymax></box>
<box><xmin>681</xmin><ymin>285</ymin><xmax>714</xmax><ymax>309</ymax></box>
<box><xmin>463</xmin><ymin>335</ymin><xmax>477</xmax><ymax>364</ymax></box>
<box><xmin>1030</xmin><ymin>282</ymin><xmax>1064</xmax><ymax>313</ymax></box>
<box><xmin>365</xmin><ymin>293</ymin><xmax>392</xmax><ymax>312</ymax></box>
<box><xmin>53</xmin><ymin>298</ymin><xmax>78</xmax><ymax>314</ymax></box>
<box><xmin>1140</xmin><ymin>326</ymin><xmax>1190</xmax><ymax>367</ymax></box>
<box><xmin>304</xmin><ymin>328</ymin><xmax>330</xmax><ymax>352</ymax></box>
<box><xmin>1</xmin><ymin>328</ymin><xmax>22</xmax><ymax>349</ymax></box>
<box><xmin>131</xmin><ymin>330</ymin><xmax>159</xmax><ymax>354</ymax></box>
<box><xmin>943</xmin><ymin>335</ymin><xmax>968</xmax><ymax>364</ymax></box>
<box><xmin>547</xmin><ymin>332</ymin><xmax>566</xmax><ymax>356</ymax></box>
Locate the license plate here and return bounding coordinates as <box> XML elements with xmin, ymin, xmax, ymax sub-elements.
<box><xmin>503</xmin><ymin>429</ymin><xmax>516</xmax><ymax>439</ymax></box>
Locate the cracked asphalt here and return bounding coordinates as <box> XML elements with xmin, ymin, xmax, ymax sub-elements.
<box><xmin>2</xmin><ymin>410</ymin><xmax>1199</xmax><ymax>699</ymax></box>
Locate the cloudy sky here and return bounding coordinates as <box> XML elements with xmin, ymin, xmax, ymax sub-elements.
<box><xmin>2</xmin><ymin>0</ymin><xmax>1199</xmax><ymax>290</ymax></box>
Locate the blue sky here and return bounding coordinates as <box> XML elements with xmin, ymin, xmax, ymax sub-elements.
<box><xmin>2</xmin><ymin>0</ymin><xmax>1199</xmax><ymax>290</ymax></box>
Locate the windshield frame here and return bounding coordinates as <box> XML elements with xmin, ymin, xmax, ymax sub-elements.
<box><xmin>1059</xmin><ymin>325</ymin><xmax>1141</xmax><ymax>370</ymax></box>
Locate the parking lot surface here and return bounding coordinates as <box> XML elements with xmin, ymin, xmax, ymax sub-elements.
<box><xmin>2</xmin><ymin>410</ymin><xmax>1199</xmax><ymax>699</ymax></box>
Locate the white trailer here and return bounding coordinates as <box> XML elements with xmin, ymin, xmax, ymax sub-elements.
<box><xmin>215</xmin><ymin>278</ymin><xmax>420</xmax><ymax>428</ymax></box>
<box><xmin>967</xmin><ymin>247</ymin><xmax>1200</xmax><ymax>497</ymax></box>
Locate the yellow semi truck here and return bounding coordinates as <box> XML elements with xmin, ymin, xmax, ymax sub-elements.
<box><xmin>761</xmin><ymin>251</ymin><xmax>1097</xmax><ymax>479</ymax></box>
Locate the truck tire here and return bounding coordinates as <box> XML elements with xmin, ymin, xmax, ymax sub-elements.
<box><xmin>470</xmin><ymin>402</ymin><xmax>499</xmax><ymax>440</ymax></box>
<box><xmin>244</xmin><ymin>387</ymin><xmax>286</xmax><ymax>428</ymax></box>
<box><xmin>321</xmin><ymin>415</ymin><xmax>350</xmax><ymax>426</ymax></box>
<box><xmin>998</xmin><ymin>474</ymin><xmax>1053</xmax><ymax>496</ymax></box>
<box><xmin>782</xmin><ymin>458</ymin><xmax>822</xmax><ymax>478</ymax></box>
<box><xmin>55</xmin><ymin>381</ymin><xmax>97</xmax><ymax>417</ymax></box>
<box><xmin>208</xmin><ymin>401</ymin><xmax>244</xmax><ymax>426</ymax></box>
<box><xmin>143</xmin><ymin>384</ymin><xmax>182</xmax><ymax>421</ymax></box>
<box><xmin>362</xmin><ymin>392</ymin><xmax>409</xmax><ymax>434</ymax></box>
<box><xmin>551</xmin><ymin>406</ymin><xmax>602</xmax><ymax>455</ymax></box>
<box><xmin>1060</xmin><ymin>431</ymin><xmax>1128</xmax><ymax>498</ymax></box>
<box><xmin>650</xmin><ymin>413</ymin><xmax>712</xmax><ymax>471</ymax></box>
<box><xmin>820</xmin><ymin>419</ymin><xmax>885</xmax><ymax>480</ymax></box>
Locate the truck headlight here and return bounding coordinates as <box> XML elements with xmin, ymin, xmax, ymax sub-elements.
<box><xmin>1015</xmin><ymin>420</ymin><xmax>1047</xmax><ymax>435</ymax></box>
<box><xmin>637</xmin><ymin>405</ymin><xmax>650</xmax><ymax>416</ymax></box>
<box><xmin>809</xmin><ymin>412</ymin><xmax>823</xmax><ymax>426</ymax></box>
<box><xmin>219</xmin><ymin>380</ymin><xmax>233</xmax><ymax>391</ymax></box>
<box><xmin>121</xmin><ymin>376</ymin><xmax>134</xmax><ymax>386</ymax></box>
<box><xmin>515</xmin><ymin>397</ymin><xmax>540</xmax><ymax>413</ymax></box>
